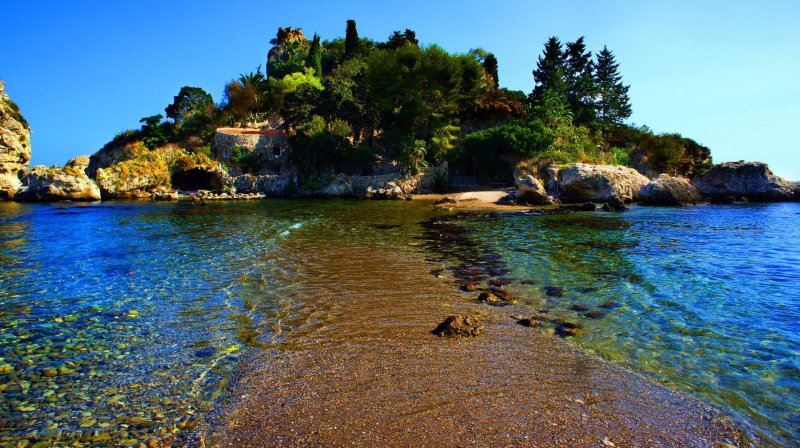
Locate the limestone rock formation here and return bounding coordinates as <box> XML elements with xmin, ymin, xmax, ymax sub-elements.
<box><xmin>0</xmin><ymin>81</ymin><xmax>32</xmax><ymax>200</ymax></box>
<box><xmin>691</xmin><ymin>161</ymin><xmax>798</xmax><ymax>202</ymax></box>
<box><xmin>557</xmin><ymin>163</ymin><xmax>650</xmax><ymax>203</ymax></box>
<box><xmin>95</xmin><ymin>144</ymin><xmax>226</xmax><ymax>199</ymax></box>
<box><xmin>15</xmin><ymin>156</ymin><xmax>101</xmax><ymax>202</ymax></box>
<box><xmin>639</xmin><ymin>174</ymin><xmax>701</xmax><ymax>206</ymax></box>
<box><xmin>513</xmin><ymin>175</ymin><xmax>552</xmax><ymax>205</ymax></box>
<box><xmin>267</xmin><ymin>27</ymin><xmax>308</xmax><ymax>76</ymax></box>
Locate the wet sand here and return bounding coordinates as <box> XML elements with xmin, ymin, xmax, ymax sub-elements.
<box><xmin>202</xmin><ymin>202</ymin><xmax>745</xmax><ymax>447</ymax></box>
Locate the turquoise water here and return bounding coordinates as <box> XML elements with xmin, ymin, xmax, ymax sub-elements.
<box><xmin>460</xmin><ymin>203</ymin><xmax>800</xmax><ymax>445</ymax></box>
<box><xmin>1</xmin><ymin>200</ymin><xmax>799</xmax><ymax>446</ymax></box>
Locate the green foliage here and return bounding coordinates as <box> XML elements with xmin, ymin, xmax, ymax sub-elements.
<box><xmin>595</xmin><ymin>46</ymin><xmax>632</xmax><ymax>131</ymax></box>
<box><xmin>531</xmin><ymin>37</ymin><xmax>568</xmax><ymax>102</ymax></box>
<box><xmin>387</xmin><ymin>132</ymin><xmax>428</xmax><ymax>176</ymax></box>
<box><xmin>610</xmin><ymin>147</ymin><xmax>630</xmax><ymax>166</ymax></box>
<box><xmin>563</xmin><ymin>37</ymin><xmax>597</xmax><ymax>127</ymax></box>
<box><xmin>531</xmin><ymin>89</ymin><xmax>573</xmax><ymax>127</ymax></box>
<box><xmin>139</xmin><ymin>114</ymin><xmax>169</xmax><ymax>149</ymax></box>
<box><xmin>290</xmin><ymin>115</ymin><xmax>355</xmax><ymax>175</ymax></box>
<box><xmin>462</xmin><ymin>119</ymin><xmax>552</xmax><ymax>159</ymax></box>
<box><xmin>483</xmin><ymin>53</ymin><xmax>499</xmax><ymax>89</ymax></box>
<box><xmin>430</xmin><ymin>166</ymin><xmax>448</xmax><ymax>194</ymax></box>
<box><xmin>344</xmin><ymin>20</ymin><xmax>360</xmax><ymax>59</ymax></box>
<box><xmin>381</xmin><ymin>29</ymin><xmax>419</xmax><ymax>50</ymax></box>
<box><xmin>229</xmin><ymin>145</ymin><xmax>264</xmax><ymax>172</ymax></box>
<box><xmin>165</xmin><ymin>86</ymin><xmax>215</xmax><ymax>140</ymax></box>
<box><xmin>307</xmin><ymin>33</ymin><xmax>323</xmax><ymax>77</ymax></box>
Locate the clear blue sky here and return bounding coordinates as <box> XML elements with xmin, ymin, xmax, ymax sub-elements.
<box><xmin>4</xmin><ymin>0</ymin><xmax>799</xmax><ymax>179</ymax></box>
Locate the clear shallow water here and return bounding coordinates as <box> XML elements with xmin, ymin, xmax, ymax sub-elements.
<box><xmin>1</xmin><ymin>200</ymin><xmax>798</xmax><ymax>446</ymax></box>
<box><xmin>461</xmin><ymin>203</ymin><xmax>800</xmax><ymax>445</ymax></box>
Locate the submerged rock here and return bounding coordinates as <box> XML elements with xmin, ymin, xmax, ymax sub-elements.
<box><xmin>432</xmin><ymin>315</ymin><xmax>484</xmax><ymax>337</ymax></box>
<box><xmin>544</xmin><ymin>286</ymin><xmax>564</xmax><ymax>297</ymax></box>
<box><xmin>558</xmin><ymin>163</ymin><xmax>649</xmax><ymax>203</ymax></box>
<box><xmin>691</xmin><ymin>161</ymin><xmax>798</xmax><ymax>202</ymax></box>
<box><xmin>0</xmin><ymin>81</ymin><xmax>31</xmax><ymax>200</ymax></box>
<box><xmin>639</xmin><ymin>174</ymin><xmax>701</xmax><ymax>206</ymax></box>
<box><xmin>16</xmin><ymin>157</ymin><xmax>101</xmax><ymax>202</ymax></box>
<box><xmin>601</xmin><ymin>195</ymin><xmax>627</xmax><ymax>212</ymax></box>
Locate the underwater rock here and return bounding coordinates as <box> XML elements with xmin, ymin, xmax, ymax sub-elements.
<box><xmin>544</xmin><ymin>286</ymin><xmax>564</xmax><ymax>297</ymax></box>
<box><xmin>570</xmin><ymin>303</ymin><xmax>590</xmax><ymax>312</ymax></box>
<box><xmin>432</xmin><ymin>315</ymin><xmax>484</xmax><ymax>337</ymax></box>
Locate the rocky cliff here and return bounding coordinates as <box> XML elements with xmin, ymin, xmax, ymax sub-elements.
<box><xmin>0</xmin><ymin>81</ymin><xmax>32</xmax><ymax>200</ymax></box>
<box><xmin>15</xmin><ymin>155</ymin><xmax>101</xmax><ymax>202</ymax></box>
<box><xmin>692</xmin><ymin>161</ymin><xmax>798</xmax><ymax>202</ymax></box>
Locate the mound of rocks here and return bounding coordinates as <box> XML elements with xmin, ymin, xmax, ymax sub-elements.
<box><xmin>691</xmin><ymin>161</ymin><xmax>798</xmax><ymax>202</ymax></box>
<box><xmin>639</xmin><ymin>174</ymin><xmax>701</xmax><ymax>206</ymax></box>
<box><xmin>0</xmin><ymin>81</ymin><xmax>31</xmax><ymax>200</ymax></box>
<box><xmin>557</xmin><ymin>163</ymin><xmax>649</xmax><ymax>203</ymax></box>
<box><xmin>16</xmin><ymin>156</ymin><xmax>101</xmax><ymax>202</ymax></box>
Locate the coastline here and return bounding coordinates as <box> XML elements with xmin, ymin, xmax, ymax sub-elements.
<box><xmin>200</xmin><ymin>198</ymin><xmax>750</xmax><ymax>447</ymax></box>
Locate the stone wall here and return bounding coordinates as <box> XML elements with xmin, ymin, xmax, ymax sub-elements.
<box><xmin>213</xmin><ymin>129</ymin><xmax>288</xmax><ymax>173</ymax></box>
<box><xmin>230</xmin><ymin>173</ymin><xmax>293</xmax><ymax>196</ymax></box>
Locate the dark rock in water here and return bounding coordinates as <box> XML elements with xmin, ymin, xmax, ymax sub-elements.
<box><xmin>599</xmin><ymin>301</ymin><xmax>622</xmax><ymax>309</ymax></box>
<box><xmin>488</xmin><ymin>278</ymin><xmax>506</xmax><ymax>288</ymax></box>
<box><xmin>692</xmin><ymin>161</ymin><xmax>799</xmax><ymax>202</ymax></box>
<box><xmin>372</xmin><ymin>223</ymin><xmax>401</xmax><ymax>230</ymax></box>
<box><xmin>460</xmin><ymin>282</ymin><xmax>479</xmax><ymax>292</ymax></box>
<box><xmin>520</xmin><ymin>279</ymin><xmax>538</xmax><ymax>285</ymax></box>
<box><xmin>552</xmin><ymin>320</ymin><xmax>580</xmax><ymax>329</ymax></box>
<box><xmin>576</xmin><ymin>287</ymin><xmax>598</xmax><ymax>293</ymax></box>
<box><xmin>570</xmin><ymin>303</ymin><xmax>590</xmax><ymax>312</ymax></box>
<box><xmin>432</xmin><ymin>315</ymin><xmax>484</xmax><ymax>337</ymax></box>
<box><xmin>710</xmin><ymin>195</ymin><xmax>736</xmax><ymax>205</ymax></box>
<box><xmin>517</xmin><ymin>318</ymin><xmax>539</xmax><ymax>327</ymax></box>
<box><xmin>478</xmin><ymin>292</ymin><xmax>501</xmax><ymax>303</ymax></box>
<box><xmin>601</xmin><ymin>196</ymin><xmax>627</xmax><ymax>212</ymax></box>
<box><xmin>561</xmin><ymin>202</ymin><xmax>597</xmax><ymax>212</ymax></box>
<box><xmin>434</xmin><ymin>197</ymin><xmax>458</xmax><ymax>205</ymax></box>
<box><xmin>489</xmin><ymin>289</ymin><xmax>513</xmax><ymax>301</ymax></box>
<box><xmin>555</xmin><ymin>325</ymin><xmax>579</xmax><ymax>337</ymax></box>
<box><xmin>194</xmin><ymin>347</ymin><xmax>216</xmax><ymax>358</ymax></box>
<box><xmin>544</xmin><ymin>286</ymin><xmax>564</xmax><ymax>297</ymax></box>
<box><xmin>584</xmin><ymin>310</ymin><xmax>607</xmax><ymax>319</ymax></box>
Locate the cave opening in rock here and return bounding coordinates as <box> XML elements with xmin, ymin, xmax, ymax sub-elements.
<box><xmin>171</xmin><ymin>169</ymin><xmax>219</xmax><ymax>191</ymax></box>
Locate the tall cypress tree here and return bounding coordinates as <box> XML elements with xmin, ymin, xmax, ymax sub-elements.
<box><xmin>531</xmin><ymin>37</ymin><xmax>568</xmax><ymax>102</ymax></box>
<box><xmin>483</xmin><ymin>53</ymin><xmax>499</xmax><ymax>89</ymax></box>
<box><xmin>595</xmin><ymin>46</ymin><xmax>632</xmax><ymax>132</ymax></box>
<box><xmin>563</xmin><ymin>37</ymin><xmax>596</xmax><ymax>126</ymax></box>
<box><xmin>344</xmin><ymin>19</ymin><xmax>360</xmax><ymax>59</ymax></box>
<box><xmin>307</xmin><ymin>33</ymin><xmax>322</xmax><ymax>77</ymax></box>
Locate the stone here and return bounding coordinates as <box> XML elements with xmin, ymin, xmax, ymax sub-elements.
<box><xmin>517</xmin><ymin>318</ymin><xmax>539</xmax><ymax>327</ymax></box>
<box><xmin>570</xmin><ymin>303</ymin><xmax>590</xmax><ymax>312</ymax></box>
<box><xmin>15</xmin><ymin>162</ymin><xmax>102</xmax><ymax>202</ymax></box>
<box><xmin>602</xmin><ymin>195</ymin><xmax>627</xmax><ymax>212</ymax></box>
<box><xmin>0</xmin><ymin>81</ymin><xmax>32</xmax><ymax>200</ymax></box>
<box><xmin>558</xmin><ymin>163</ymin><xmax>650</xmax><ymax>203</ymax></box>
<box><xmin>544</xmin><ymin>286</ymin><xmax>564</xmax><ymax>297</ymax></box>
<box><xmin>460</xmin><ymin>282</ymin><xmax>478</xmax><ymax>292</ymax></box>
<box><xmin>692</xmin><ymin>161</ymin><xmax>798</xmax><ymax>202</ymax></box>
<box><xmin>434</xmin><ymin>196</ymin><xmax>457</xmax><ymax>205</ymax></box>
<box><xmin>432</xmin><ymin>315</ymin><xmax>484</xmax><ymax>337</ymax></box>
<box><xmin>639</xmin><ymin>174</ymin><xmax>701</xmax><ymax>206</ymax></box>
<box><xmin>514</xmin><ymin>175</ymin><xmax>552</xmax><ymax>205</ymax></box>
<box><xmin>478</xmin><ymin>292</ymin><xmax>501</xmax><ymax>303</ymax></box>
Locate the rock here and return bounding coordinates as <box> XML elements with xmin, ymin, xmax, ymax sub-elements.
<box><xmin>602</xmin><ymin>195</ymin><xmax>627</xmax><ymax>212</ymax></box>
<box><xmin>584</xmin><ymin>310</ymin><xmax>607</xmax><ymax>319</ymax></box>
<box><xmin>460</xmin><ymin>282</ymin><xmax>478</xmax><ymax>292</ymax></box>
<box><xmin>517</xmin><ymin>318</ymin><xmax>539</xmax><ymax>327</ymax></box>
<box><xmin>434</xmin><ymin>196</ymin><xmax>457</xmax><ymax>205</ymax></box>
<box><xmin>0</xmin><ymin>81</ymin><xmax>32</xmax><ymax>200</ymax></box>
<box><xmin>478</xmin><ymin>292</ymin><xmax>502</xmax><ymax>303</ymax></box>
<box><xmin>560</xmin><ymin>202</ymin><xmax>597</xmax><ymax>212</ymax></box>
<box><xmin>599</xmin><ymin>301</ymin><xmax>622</xmax><ymax>309</ymax></box>
<box><xmin>319</xmin><ymin>174</ymin><xmax>353</xmax><ymax>197</ymax></box>
<box><xmin>514</xmin><ymin>175</ymin><xmax>552</xmax><ymax>205</ymax></box>
<box><xmin>639</xmin><ymin>174</ymin><xmax>701</xmax><ymax>206</ymax></box>
<box><xmin>558</xmin><ymin>163</ymin><xmax>649</xmax><ymax>203</ymax></box>
<box><xmin>570</xmin><ymin>303</ymin><xmax>590</xmax><ymax>312</ymax></box>
<box><xmin>432</xmin><ymin>315</ymin><xmax>484</xmax><ymax>337</ymax></box>
<box><xmin>15</xmin><ymin>163</ymin><xmax>102</xmax><ymax>202</ymax></box>
<box><xmin>692</xmin><ymin>161</ymin><xmax>799</xmax><ymax>202</ymax></box>
<box><xmin>544</xmin><ymin>286</ymin><xmax>564</xmax><ymax>297</ymax></box>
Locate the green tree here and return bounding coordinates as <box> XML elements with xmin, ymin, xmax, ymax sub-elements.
<box><xmin>483</xmin><ymin>53</ymin><xmax>499</xmax><ymax>89</ymax></box>
<box><xmin>164</xmin><ymin>86</ymin><xmax>215</xmax><ymax>140</ymax></box>
<box><xmin>563</xmin><ymin>37</ymin><xmax>596</xmax><ymax>126</ymax></box>
<box><xmin>595</xmin><ymin>46</ymin><xmax>632</xmax><ymax>132</ymax></box>
<box><xmin>382</xmin><ymin>29</ymin><xmax>419</xmax><ymax>50</ymax></box>
<box><xmin>344</xmin><ymin>19</ymin><xmax>360</xmax><ymax>59</ymax></box>
<box><xmin>531</xmin><ymin>37</ymin><xmax>567</xmax><ymax>103</ymax></box>
<box><xmin>139</xmin><ymin>114</ymin><xmax>168</xmax><ymax>149</ymax></box>
<box><xmin>307</xmin><ymin>33</ymin><xmax>323</xmax><ymax>77</ymax></box>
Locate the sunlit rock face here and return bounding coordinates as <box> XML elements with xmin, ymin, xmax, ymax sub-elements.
<box><xmin>0</xmin><ymin>81</ymin><xmax>32</xmax><ymax>200</ymax></box>
<box><xmin>15</xmin><ymin>156</ymin><xmax>102</xmax><ymax>202</ymax></box>
<box><xmin>557</xmin><ymin>163</ymin><xmax>650</xmax><ymax>203</ymax></box>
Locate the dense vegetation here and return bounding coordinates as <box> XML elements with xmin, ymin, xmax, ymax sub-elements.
<box><xmin>101</xmin><ymin>20</ymin><xmax>712</xmax><ymax>183</ymax></box>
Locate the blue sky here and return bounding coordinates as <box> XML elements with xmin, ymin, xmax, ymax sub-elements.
<box><xmin>4</xmin><ymin>0</ymin><xmax>799</xmax><ymax>179</ymax></box>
